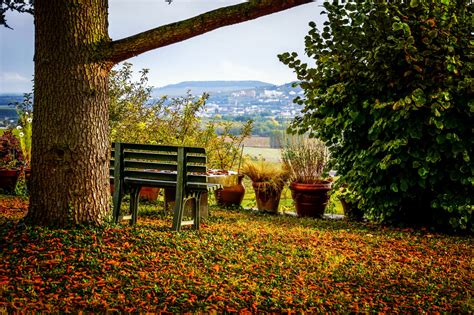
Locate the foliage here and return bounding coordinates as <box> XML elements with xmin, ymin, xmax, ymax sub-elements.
<box><xmin>223</xmin><ymin>114</ymin><xmax>288</xmax><ymax>139</ymax></box>
<box><xmin>0</xmin><ymin>195</ymin><xmax>472</xmax><ymax>312</ymax></box>
<box><xmin>209</xmin><ymin>120</ymin><xmax>253</xmax><ymax>170</ymax></box>
<box><xmin>241</xmin><ymin>159</ymin><xmax>289</xmax><ymax>191</ymax></box>
<box><xmin>279</xmin><ymin>0</ymin><xmax>473</xmax><ymax>232</ymax></box>
<box><xmin>13</xmin><ymin>93</ymin><xmax>33</xmax><ymax>167</ymax></box>
<box><xmin>0</xmin><ymin>0</ymin><xmax>34</xmax><ymax>29</ymax></box>
<box><xmin>0</xmin><ymin>129</ymin><xmax>23</xmax><ymax>169</ymax></box>
<box><xmin>281</xmin><ymin>135</ymin><xmax>330</xmax><ymax>184</ymax></box>
<box><xmin>109</xmin><ymin>62</ymin><xmax>253</xmax><ymax>170</ymax></box>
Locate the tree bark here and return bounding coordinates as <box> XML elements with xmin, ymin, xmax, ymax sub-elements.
<box><xmin>26</xmin><ymin>0</ymin><xmax>313</xmax><ymax>226</ymax></box>
<box><xmin>27</xmin><ymin>0</ymin><xmax>112</xmax><ymax>226</ymax></box>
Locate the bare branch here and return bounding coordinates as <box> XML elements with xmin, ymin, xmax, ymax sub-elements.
<box><xmin>103</xmin><ymin>0</ymin><xmax>313</xmax><ymax>64</ymax></box>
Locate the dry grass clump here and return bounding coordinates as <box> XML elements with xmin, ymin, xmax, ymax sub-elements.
<box><xmin>281</xmin><ymin>136</ymin><xmax>330</xmax><ymax>184</ymax></box>
<box><xmin>241</xmin><ymin>160</ymin><xmax>289</xmax><ymax>191</ymax></box>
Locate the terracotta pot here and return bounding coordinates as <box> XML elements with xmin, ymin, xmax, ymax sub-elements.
<box><xmin>252</xmin><ymin>182</ymin><xmax>283</xmax><ymax>214</ymax></box>
<box><xmin>339</xmin><ymin>198</ymin><xmax>363</xmax><ymax>221</ymax></box>
<box><xmin>0</xmin><ymin>169</ymin><xmax>20</xmax><ymax>193</ymax></box>
<box><xmin>289</xmin><ymin>181</ymin><xmax>332</xmax><ymax>218</ymax></box>
<box><xmin>214</xmin><ymin>174</ymin><xmax>245</xmax><ymax>207</ymax></box>
<box><xmin>24</xmin><ymin>168</ymin><xmax>31</xmax><ymax>191</ymax></box>
<box><xmin>109</xmin><ymin>184</ymin><xmax>159</xmax><ymax>203</ymax></box>
<box><xmin>139</xmin><ymin>187</ymin><xmax>160</xmax><ymax>202</ymax></box>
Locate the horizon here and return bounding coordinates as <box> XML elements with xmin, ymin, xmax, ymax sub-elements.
<box><xmin>0</xmin><ymin>78</ymin><xmax>297</xmax><ymax>95</ymax></box>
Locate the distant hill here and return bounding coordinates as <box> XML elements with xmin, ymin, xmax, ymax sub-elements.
<box><xmin>152</xmin><ymin>80</ymin><xmax>275</xmax><ymax>97</ymax></box>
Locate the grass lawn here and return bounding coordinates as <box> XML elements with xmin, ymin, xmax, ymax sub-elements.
<box><xmin>0</xmin><ymin>195</ymin><xmax>472</xmax><ymax>313</ymax></box>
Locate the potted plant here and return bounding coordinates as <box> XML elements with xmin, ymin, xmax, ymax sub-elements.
<box><xmin>337</xmin><ymin>184</ymin><xmax>364</xmax><ymax>221</ymax></box>
<box><xmin>281</xmin><ymin>136</ymin><xmax>332</xmax><ymax>218</ymax></box>
<box><xmin>241</xmin><ymin>159</ymin><xmax>289</xmax><ymax>214</ymax></box>
<box><xmin>206</xmin><ymin>120</ymin><xmax>253</xmax><ymax>207</ymax></box>
<box><xmin>0</xmin><ymin>129</ymin><xmax>24</xmax><ymax>193</ymax></box>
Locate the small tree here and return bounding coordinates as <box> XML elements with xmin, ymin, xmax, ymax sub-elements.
<box><xmin>280</xmin><ymin>0</ymin><xmax>473</xmax><ymax>232</ymax></box>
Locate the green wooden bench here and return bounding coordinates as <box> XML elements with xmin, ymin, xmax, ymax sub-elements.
<box><xmin>110</xmin><ymin>142</ymin><xmax>221</xmax><ymax>231</ymax></box>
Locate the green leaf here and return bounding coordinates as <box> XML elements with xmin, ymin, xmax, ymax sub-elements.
<box><xmin>390</xmin><ymin>183</ymin><xmax>399</xmax><ymax>192</ymax></box>
<box><xmin>392</xmin><ymin>22</ymin><xmax>403</xmax><ymax>31</ymax></box>
<box><xmin>400</xmin><ymin>180</ymin><xmax>409</xmax><ymax>192</ymax></box>
<box><xmin>418</xmin><ymin>167</ymin><xmax>429</xmax><ymax>178</ymax></box>
<box><xmin>434</xmin><ymin>120</ymin><xmax>444</xmax><ymax>129</ymax></box>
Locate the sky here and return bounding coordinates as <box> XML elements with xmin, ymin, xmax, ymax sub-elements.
<box><xmin>0</xmin><ymin>0</ymin><xmax>325</xmax><ymax>93</ymax></box>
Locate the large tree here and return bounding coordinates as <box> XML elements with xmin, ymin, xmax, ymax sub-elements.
<box><xmin>2</xmin><ymin>0</ymin><xmax>313</xmax><ymax>226</ymax></box>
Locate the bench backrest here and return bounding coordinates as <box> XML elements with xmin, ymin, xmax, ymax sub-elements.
<box><xmin>110</xmin><ymin>142</ymin><xmax>208</xmax><ymax>186</ymax></box>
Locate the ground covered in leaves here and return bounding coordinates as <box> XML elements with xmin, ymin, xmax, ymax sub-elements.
<box><xmin>0</xmin><ymin>196</ymin><xmax>472</xmax><ymax>313</ymax></box>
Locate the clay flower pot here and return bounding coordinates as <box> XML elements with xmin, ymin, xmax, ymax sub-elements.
<box><xmin>214</xmin><ymin>174</ymin><xmax>245</xmax><ymax>207</ymax></box>
<box><xmin>339</xmin><ymin>198</ymin><xmax>364</xmax><ymax>221</ymax></box>
<box><xmin>0</xmin><ymin>169</ymin><xmax>20</xmax><ymax>193</ymax></box>
<box><xmin>289</xmin><ymin>181</ymin><xmax>332</xmax><ymax>218</ymax></box>
<box><xmin>139</xmin><ymin>187</ymin><xmax>160</xmax><ymax>202</ymax></box>
<box><xmin>252</xmin><ymin>182</ymin><xmax>283</xmax><ymax>214</ymax></box>
<box><xmin>208</xmin><ymin>172</ymin><xmax>245</xmax><ymax>207</ymax></box>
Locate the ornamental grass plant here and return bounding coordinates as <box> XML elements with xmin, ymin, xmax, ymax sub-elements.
<box><xmin>281</xmin><ymin>136</ymin><xmax>330</xmax><ymax>184</ymax></box>
<box><xmin>241</xmin><ymin>159</ymin><xmax>289</xmax><ymax>192</ymax></box>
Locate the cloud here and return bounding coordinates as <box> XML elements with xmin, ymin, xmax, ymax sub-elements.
<box><xmin>0</xmin><ymin>72</ymin><xmax>30</xmax><ymax>83</ymax></box>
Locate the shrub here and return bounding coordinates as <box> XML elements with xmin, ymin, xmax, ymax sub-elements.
<box><xmin>279</xmin><ymin>1</ymin><xmax>473</xmax><ymax>232</ymax></box>
<box><xmin>0</xmin><ymin>130</ymin><xmax>23</xmax><ymax>169</ymax></box>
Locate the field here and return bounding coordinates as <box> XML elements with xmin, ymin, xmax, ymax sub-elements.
<box><xmin>243</xmin><ymin>147</ymin><xmax>281</xmax><ymax>162</ymax></box>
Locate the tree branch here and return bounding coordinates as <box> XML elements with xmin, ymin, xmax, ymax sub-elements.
<box><xmin>103</xmin><ymin>0</ymin><xmax>314</xmax><ymax>64</ymax></box>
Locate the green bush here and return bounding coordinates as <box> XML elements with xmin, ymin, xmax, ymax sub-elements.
<box><xmin>279</xmin><ymin>1</ymin><xmax>473</xmax><ymax>232</ymax></box>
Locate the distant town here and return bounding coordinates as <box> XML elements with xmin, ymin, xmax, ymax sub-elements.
<box><xmin>150</xmin><ymin>80</ymin><xmax>303</xmax><ymax>121</ymax></box>
<box><xmin>0</xmin><ymin>80</ymin><xmax>303</xmax><ymax>129</ymax></box>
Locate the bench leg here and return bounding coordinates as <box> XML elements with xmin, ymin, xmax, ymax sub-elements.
<box><xmin>194</xmin><ymin>193</ymin><xmax>201</xmax><ymax>230</ymax></box>
<box><xmin>172</xmin><ymin>195</ymin><xmax>184</xmax><ymax>231</ymax></box>
<box><xmin>130</xmin><ymin>187</ymin><xmax>140</xmax><ymax>225</ymax></box>
<box><xmin>112</xmin><ymin>184</ymin><xmax>124</xmax><ymax>223</ymax></box>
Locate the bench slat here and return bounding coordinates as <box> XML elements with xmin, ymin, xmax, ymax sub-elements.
<box><xmin>186</xmin><ymin>155</ymin><xmax>206</xmax><ymax>164</ymax></box>
<box><xmin>186</xmin><ymin>165</ymin><xmax>207</xmax><ymax>173</ymax></box>
<box><xmin>119</xmin><ymin>143</ymin><xmax>180</xmax><ymax>152</ymax></box>
<box><xmin>124</xmin><ymin>178</ymin><xmax>178</xmax><ymax>188</ymax></box>
<box><xmin>124</xmin><ymin>161</ymin><xmax>178</xmax><ymax>172</ymax></box>
<box><xmin>124</xmin><ymin>170</ymin><xmax>177</xmax><ymax>181</ymax></box>
<box><xmin>185</xmin><ymin>147</ymin><xmax>206</xmax><ymax>154</ymax></box>
<box><xmin>124</xmin><ymin>152</ymin><xmax>177</xmax><ymax>162</ymax></box>
<box><xmin>187</xmin><ymin>182</ymin><xmax>221</xmax><ymax>191</ymax></box>
<box><xmin>187</xmin><ymin>174</ymin><xmax>207</xmax><ymax>183</ymax></box>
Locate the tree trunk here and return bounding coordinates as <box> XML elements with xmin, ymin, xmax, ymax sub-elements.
<box><xmin>27</xmin><ymin>0</ymin><xmax>112</xmax><ymax>225</ymax></box>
